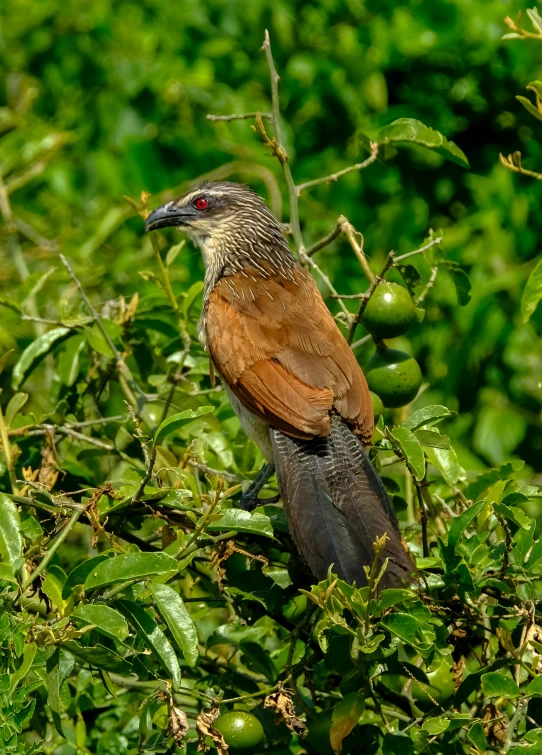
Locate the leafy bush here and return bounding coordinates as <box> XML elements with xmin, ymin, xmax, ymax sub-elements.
<box><xmin>2</xmin><ymin>4</ymin><xmax>542</xmax><ymax>755</ymax></box>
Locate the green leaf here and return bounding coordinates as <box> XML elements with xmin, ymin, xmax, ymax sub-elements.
<box><xmin>62</xmin><ymin>554</ymin><xmax>109</xmax><ymax>598</ymax></box>
<box><xmin>526</xmin><ymin>675</ymin><xmax>542</xmax><ymax>698</ymax></box>
<box><xmin>463</xmin><ymin>461</ymin><xmax>525</xmax><ymax>502</ymax></box>
<box><xmin>391</xmin><ymin>426</ymin><xmax>425</xmax><ymax>480</ymax></box>
<box><xmin>11</xmin><ymin>642</ymin><xmax>37</xmax><ymax>691</ymax></box>
<box><xmin>46</xmin><ymin>647</ymin><xmax>75</xmax><ymax>735</ymax></box>
<box><xmin>378</xmin><ymin>118</ymin><xmax>470</xmax><ymax>168</ymax></box>
<box><xmin>448</xmin><ymin>501</ymin><xmax>485</xmax><ymax>548</ymax></box>
<box><xmin>116</xmin><ymin>599</ymin><xmax>182</xmax><ymax>690</ymax></box>
<box><xmin>454</xmin><ymin>659</ymin><xmax>518</xmax><ymax>706</ymax></box>
<box><xmin>382</xmin><ymin>732</ymin><xmax>415</xmax><ymax>755</ymax></box>
<box><xmin>415</xmin><ymin>429</ymin><xmax>451</xmax><ymax>449</ymax></box>
<box><xmin>443</xmin><ymin>261</ymin><xmax>472</xmax><ymax>306</ymax></box>
<box><xmin>58</xmin><ymin>334</ymin><xmax>86</xmax><ymax>387</ymax></box>
<box><xmin>148</xmin><ymin>583</ymin><xmax>198</xmax><ymax>667</ymax></box>
<box><xmin>521</xmin><ymin>258</ymin><xmax>542</xmax><ymax>323</ymax></box>
<box><xmin>481</xmin><ymin>672</ymin><xmax>520</xmax><ymax>699</ymax></box>
<box><xmin>422</xmin><ymin>716</ymin><xmax>450</xmax><ymax>735</ymax></box>
<box><xmin>494</xmin><ymin>502</ymin><xmax>532</xmax><ymax>530</ymax></box>
<box><xmin>61</xmin><ymin>641</ymin><xmax>132</xmax><ymax>674</ymax></box>
<box><xmin>42</xmin><ymin>565</ymin><xmax>66</xmax><ymax>610</ymax></box>
<box><xmin>5</xmin><ymin>392</ymin><xmax>28</xmax><ymax>426</ymax></box>
<box><xmin>239</xmin><ymin>640</ymin><xmax>277</xmax><ymax>682</ymax></box>
<box><xmin>425</xmin><ymin>445</ymin><xmax>465</xmax><ymax>487</ymax></box>
<box><xmin>0</xmin><ymin>562</ymin><xmax>18</xmax><ymax>583</ymax></box>
<box><xmin>12</xmin><ymin>327</ymin><xmax>70</xmax><ymax>389</ymax></box>
<box><xmin>403</xmin><ymin>405</ymin><xmax>452</xmax><ymax>431</ymax></box>
<box><xmin>154</xmin><ymin>406</ymin><xmax>215</xmax><ymax>446</ymax></box>
<box><xmin>330</xmin><ymin>692</ymin><xmax>365</xmax><ymax>754</ymax></box>
<box><xmin>0</xmin><ymin>493</ymin><xmax>22</xmax><ymax>575</ymax></box>
<box><xmin>468</xmin><ymin>722</ymin><xmax>488</xmax><ymax>751</ymax></box>
<box><xmin>206</xmin><ymin>508</ymin><xmax>274</xmax><ymax>537</ymax></box>
<box><xmin>84</xmin><ymin>319</ymin><xmax>123</xmax><ymax>358</ymax></box>
<box><xmin>516</xmin><ymin>95</ymin><xmax>542</xmax><ymax>123</ymax></box>
<box><xmin>166</xmin><ymin>239</ymin><xmax>185</xmax><ymax>267</ymax></box>
<box><xmin>85</xmin><ymin>552</ymin><xmax>178</xmax><ymax>591</ymax></box>
<box><xmin>72</xmin><ymin>605</ymin><xmax>129</xmax><ymax>642</ymax></box>
<box><xmin>183</xmin><ymin>279</ymin><xmax>204</xmax><ymax>319</ymax></box>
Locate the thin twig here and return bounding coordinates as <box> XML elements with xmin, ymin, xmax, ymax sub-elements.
<box><xmin>415</xmin><ymin>265</ymin><xmax>438</xmax><ymax>305</ymax></box>
<box><xmin>305</xmin><ymin>222</ymin><xmax>342</xmax><ymax>257</ymax></box>
<box><xmin>296</xmin><ymin>142</ymin><xmax>379</xmax><ymax>195</ymax></box>
<box><xmin>206</xmin><ymin>112</ymin><xmax>272</xmax><ymax>122</ymax></box>
<box><xmin>502</xmin><ymin>697</ymin><xmax>527</xmax><ymax>754</ymax></box>
<box><xmin>350</xmin><ymin>334</ymin><xmax>373</xmax><ymax>350</ymax></box>
<box><xmin>301</xmin><ymin>253</ymin><xmax>353</xmax><ymax>324</ymax></box>
<box><xmin>261</xmin><ymin>30</ymin><xmax>306</xmax><ymax>253</ymax></box>
<box><xmin>339</xmin><ymin>215</ymin><xmax>375</xmax><ymax>282</ymax></box>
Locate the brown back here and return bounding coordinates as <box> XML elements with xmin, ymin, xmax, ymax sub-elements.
<box><xmin>206</xmin><ymin>266</ymin><xmax>373</xmax><ymax>445</ymax></box>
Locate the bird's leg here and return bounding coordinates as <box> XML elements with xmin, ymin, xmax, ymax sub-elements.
<box><xmin>239</xmin><ymin>463</ymin><xmax>279</xmax><ymax>511</ymax></box>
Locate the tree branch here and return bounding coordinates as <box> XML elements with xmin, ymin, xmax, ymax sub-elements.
<box><xmin>296</xmin><ymin>142</ymin><xmax>379</xmax><ymax>195</ymax></box>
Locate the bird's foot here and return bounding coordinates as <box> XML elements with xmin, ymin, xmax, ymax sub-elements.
<box><xmin>238</xmin><ymin>463</ymin><xmax>277</xmax><ymax>511</ymax></box>
<box><xmin>239</xmin><ymin>492</ymin><xmax>280</xmax><ymax>511</ymax></box>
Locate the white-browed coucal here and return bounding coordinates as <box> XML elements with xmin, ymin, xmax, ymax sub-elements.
<box><xmin>146</xmin><ymin>181</ymin><xmax>415</xmax><ymax>587</ymax></box>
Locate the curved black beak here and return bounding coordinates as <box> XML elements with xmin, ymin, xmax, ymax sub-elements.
<box><xmin>145</xmin><ymin>202</ymin><xmax>196</xmax><ymax>232</ymax></box>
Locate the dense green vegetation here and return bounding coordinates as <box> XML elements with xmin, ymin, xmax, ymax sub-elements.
<box><xmin>2</xmin><ymin>1</ymin><xmax>542</xmax><ymax>753</ymax></box>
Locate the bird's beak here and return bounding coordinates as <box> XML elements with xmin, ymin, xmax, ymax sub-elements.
<box><xmin>145</xmin><ymin>202</ymin><xmax>196</xmax><ymax>232</ymax></box>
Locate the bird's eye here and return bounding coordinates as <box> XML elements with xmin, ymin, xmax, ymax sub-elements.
<box><xmin>194</xmin><ymin>197</ymin><xmax>208</xmax><ymax>210</ymax></box>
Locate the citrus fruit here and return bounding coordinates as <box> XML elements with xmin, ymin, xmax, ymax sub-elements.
<box><xmin>369</xmin><ymin>391</ymin><xmax>384</xmax><ymax>420</ymax></box>
<box><xmin>214</xmin><ymin>711</ymin><xmax>265</xmax><ymax>753</ymax></box>
<box><xmin>361</xmin><ymin>281</ymin><xmax>416</xmax><ymax>338</ymax></box>
<box><xmin>365</xmin><ymin>348</ymin><xmax>422</xmax><ymax>408</ymax></box>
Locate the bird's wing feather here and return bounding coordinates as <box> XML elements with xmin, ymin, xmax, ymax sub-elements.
<box><xmin>206</xmin><ymin>267</ymin><xmax>373</xmax><ymax>442</ymax></box>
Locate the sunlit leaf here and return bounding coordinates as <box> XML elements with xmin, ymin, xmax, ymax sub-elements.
<box><xmin>12</xmin><ymin>327</ymin><xmax>70</xmax><ymax>389</ymax></box>
<box><xmin>116</xmin><ymin>599</ymin><xmax>182</xmax><ymax>690</ymax></box>
<box><xmin>84</xmin><ymin>552</ymin><xmax>178</xmax><ymax>591</ymax></box>
<box><xmin>378</xmin><ymin>118</ymin><xmax>470</xmax><ymax>168</ymax></box>
<box><xmin>154</xmin><ymin>406</ymin><xmax>215</xmax><ymax>446</ymax></box>
<box><xmin>148</xmin><ymin>583</ymin><xmax>199</xmax><ymax>667</ymax></box>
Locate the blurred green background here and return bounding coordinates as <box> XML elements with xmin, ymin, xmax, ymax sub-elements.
<box><xmin>1</xmin><ymin>0</ymin><xmax>542</xmax><ymax>476</ymax></box>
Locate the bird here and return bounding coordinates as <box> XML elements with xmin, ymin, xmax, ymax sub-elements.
<box><xmin>145</xmin><ymin>181</ymin><xmax>415</xmax><ymax>588</ymax></box>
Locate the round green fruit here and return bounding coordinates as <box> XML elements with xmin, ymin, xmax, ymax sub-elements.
<box><xmin>369</xmin><ymin>391</ymin><xmax>384</xmax><ymax>420</ymax></box>
<box><xmin>214</xmin><ymin>711</ymin><xmax>265</xmax><ymax>753</ymax></box>
<box><xmin>365</xmin><ymin>348</ymin><xmax>422</xmax><ymax>409</ymax></box>
<box><xmin>361</xmin><ymin>282</ymin><xmax>416</xmax><ymax>338</ymax></box>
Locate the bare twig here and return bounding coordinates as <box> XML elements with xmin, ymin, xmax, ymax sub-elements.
<box><xmin>261</xmin><ymin>30</ymin><xmax>306</xmax><ymax>254</ymax></box>
<box><xmin>206</xmin><ymin>112</ymin><xmax>272</xmax><ymax>122</ymax></box>
<box><xmin>301</xmin><ymin>253</ymin><xmax>353</xmax><ymax>325</ymax></box>
<box><xmin>415</xmin><ymin>265</ymin><xmax>438</xmax><ymax>305</ymax></box>
<box><xmin>296</xmin><ymin>142</ymin><xmax>379</xmax><ymax>195</ymax></box>
<box><xmin>339</xmin><ymin>215</ymin><xmax>375</xmax><ymax>282</ymax></box>
<box><xmin>502</xmin><ymin>697</ymin><xmax>527</xmax><ymax>754</ymax></box>
<box><xmin>500</xmin><ymin>151</ymin><xmax>542</xmax><ymax>180</ymax></box>
<box><xmin>306</xmin><ymin>222</ymin><xmax>342</xmax><ymax>257</ymax></box>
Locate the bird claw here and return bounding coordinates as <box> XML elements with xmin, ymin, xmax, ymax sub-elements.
<box><xmin>238</xmin><ymin>462</ymin><xmax>278</xmax><ymax>511</ymax></box>
<box><xmin>239</xmin><ymin>492</ymin><xmax>280</xmax><ymax>511</ymax></box>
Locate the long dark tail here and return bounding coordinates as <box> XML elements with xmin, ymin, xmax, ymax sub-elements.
<box><xmin>271</xmin><ymin>414</ymin><xmax>415</xmax><ymax>588</ymax></box>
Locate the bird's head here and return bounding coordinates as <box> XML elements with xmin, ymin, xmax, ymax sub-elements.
<box><xmin>145</xmin><ymin>181</ymin><xmax>293</xmax><ymax>273</ymax></box>
<box><xmin>146</xmin><ymin>181</ymin><xmax>277</xmax><ymax>242</ymax></box>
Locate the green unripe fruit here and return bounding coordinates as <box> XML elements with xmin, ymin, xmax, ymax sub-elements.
<box><xmin>361</xmin><ymin>282</ymin><xmax>416</xmax><ymax>338</ymax></box>
<box><xmin>214</xmin><ymin>711</ymin><xmax>265</xmax><ymax>753</ymax></box>
<box><xmin>369</xmin><ymin>391</ymin><xmax>384</xmax><ymax>420</ymax></box>
<box><xmin>365</xmin><ymin>348</ymin><xmax>422</xmax><ymax>408</ymax></box>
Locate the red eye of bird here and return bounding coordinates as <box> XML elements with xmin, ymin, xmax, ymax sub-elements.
<box><xmin>194</xmin><ymin>197</ymin><xmax>208</xmax><ymax>210</ymax></box>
